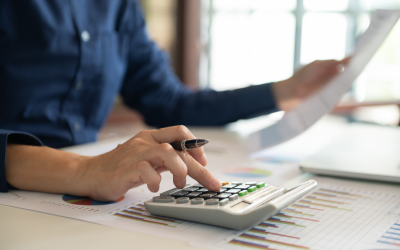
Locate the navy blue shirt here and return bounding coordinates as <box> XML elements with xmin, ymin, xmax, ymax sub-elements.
<box><xmin>0</xmin><ymin>0</ymin><xmax>277</xmax><ymax>192</ymax></box>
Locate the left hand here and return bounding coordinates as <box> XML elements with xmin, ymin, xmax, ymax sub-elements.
<box><xmin>272</xmin><ymin>57</ymin><xmax>350</xmax><ymax>111</ymax></box>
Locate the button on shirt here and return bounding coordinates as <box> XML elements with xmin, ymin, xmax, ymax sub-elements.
<box><xmin>0</xmin><ymin>0</ymin><xmax>277</xmax><ymax>192</ymax></box>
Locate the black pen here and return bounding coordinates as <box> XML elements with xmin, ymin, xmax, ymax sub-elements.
<box><xmin>170</xmin><ymin>139</ymin><xmax>209</xmax><ymax>151</ymax></box>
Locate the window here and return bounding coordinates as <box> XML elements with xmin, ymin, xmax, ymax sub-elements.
<box><xmin>201</xmin><ymin>0</ymin><xmax>400</xmax><ymax>102</ymax></box>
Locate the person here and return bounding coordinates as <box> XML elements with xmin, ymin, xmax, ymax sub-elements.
<box><xmin>0</xmin><ymin>0</ymin><xmax>348</xmax><ymax>200</ymax></box>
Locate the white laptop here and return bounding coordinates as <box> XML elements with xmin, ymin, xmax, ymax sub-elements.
<box><xmin>300</xmin><ymin>123</ymin><xmax>400</xmax><ymax>183</ymax></box>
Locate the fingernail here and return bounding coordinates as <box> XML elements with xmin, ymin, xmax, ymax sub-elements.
<box><xmin>210</xmin><ymin>176</ymin><xmax>221</xmax><ymax>190</ymax></box>
<box><xmin>200</xmin><ymin>153</ymin><xmax>207</xmax><ymax>166</ymax></box>
<box><xmin>180</xmin><ymin>179</ymin><xmax>186</xmax><ymax>188</ymax></box>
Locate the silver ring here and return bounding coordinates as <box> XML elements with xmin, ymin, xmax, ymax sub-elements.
<box><xmin>181</xmin><ymin>140</ymin><xmax>188</xmax><ymax>151</ymax></box>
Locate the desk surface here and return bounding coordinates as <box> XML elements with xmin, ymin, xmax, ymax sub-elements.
<box><xmin>1</xmin><ymin>126</ymin><xmax>251</xmax><ymax>250</ymax></box>
<box><xmin>0</xmin><ymin>116</ymin><xmax>363</xmax><ymax>250</ymax></box>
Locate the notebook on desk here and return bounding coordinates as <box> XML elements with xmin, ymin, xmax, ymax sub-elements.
<box><xmin>300</xmin><ymin>123</ymin><xmax>400</xmax><ymax>183</ymax></box>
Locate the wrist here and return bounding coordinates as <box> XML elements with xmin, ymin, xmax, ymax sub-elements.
<box><xmin>69</xmin><ymin>155</ymin><xmax>95</xmax><ymax>197</ymax></box>
<box><xmin>272</xmin><ymin>79</ymin><xmax>296</xmax><ymax>111</ymax></box>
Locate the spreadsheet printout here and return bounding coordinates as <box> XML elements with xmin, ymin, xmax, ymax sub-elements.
<box><xmin>189</xmin><ymin>177</ymin><xmax>400</xmax><ymax>250</ymax></box>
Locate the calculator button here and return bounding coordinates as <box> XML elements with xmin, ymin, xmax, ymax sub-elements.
<box><xmin>191</xmin><ymin>198</ymin><xmax>204</xmax><ymax>205</ymax></box>
<box><xmin>192</xmin><ymin>184</ymin><xmax>203</xmax><ymax>188</ymax></box>
<box><xmin>205</xmin><ymin>198</ymin><xmax>219</xmax><ymax>205</ymax></box>
<box><xmin>216</xmin><ymin>188</ymin><xmax>227</xmax><ymax>193</ymax></box>
<box><xmin>171</xmin><ymin>191</ymin><xmax>189</xmax><ymax>197</ymax></box>
<box><xmin>247</xmin><ymin>186</ymin><xmax>257</xmax><ymax>193</ymax></box>
<box><xmin>221</xmin><ymin>182</ymin><xmax>230</xmax><ymax>186</ymax></box>
<box><xmin>219</xmin><ymin>198</ymin><xmax>229</xmax><ymax>206</ymax></box>
<box><xmin>183</xmin><ymin>187</ymin><xmax>200</xmax><ymax>192</ymax></box>
<box><xmin>214</xmin><ymin>193</ymin><xmax>231</xmax><ymax>199</ymax></box>
<box><xmin>176</xmin><ymin>197</ymin><xmax>190</xmax><ymax>204</ymax></box>
<box><xmin>199</xmin><ymin>192</ymin><xmax>217</xmax><ymax>199</ymax></box>
<box><xmin>225</xmin><ymin>189</ymin><xmax>241</xmax><ymax>193</ymax></box>
<box><xmin>160</xmin><ymin>188</ymin><xmax>180</xmax><ymax>196</ymax></box>
<box><xmin>245</xmin><ymin>182</ymin><xmax>257</xmax><ymax>186</ymax></box>
<box><xmin>153</xmin><ymin>196</ymin><xmax>175</xmax><ymax>203</ymax></box>
<box><xmin>229</xmin><ymin>194</ymin><xmax>239</xmax><ymax>201</ymax></box>
<box><xmin>185</xmin><ymin>192</ymin><xmax>202</xmax><ymax>198</ymax></box>
<box><xmin>197</xmin><ymin>188</ymin><xmax>209</xmax><ymax>192</ymax></box>
<box><xmin>238</xmin><ymin>190</ymin><xmax>248</xmax><ymax>197</ymax></box>
<box><xmin>256</xmin><ymin>182</ymin><xmax>266</xmax><ymax>188</ymax></box>
<box><xmin>235</xmin><ymin>185</ymin><xmax>250</xmax><ymax>189</ymax></box>
<box><xmin>222</xmin><ymin>184</ymin><xmax>237</xmax><ymax>189</ymax></box>
<box><xmin>230</xmin><ymin>181</ymin><xmax>243</xmax><ymax>185</ymax></box>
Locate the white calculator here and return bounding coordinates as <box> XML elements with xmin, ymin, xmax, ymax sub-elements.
<box><xmin>144</xmin><ymin>180</ymin><xmax>317</xmax><ymax>230</ymax></box>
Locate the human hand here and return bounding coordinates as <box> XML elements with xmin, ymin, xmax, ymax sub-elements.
<box><xmin>272</xmin><ymin>57</ymin><xmax>351</xmax><ymax>111</ymax></box>
<box><xmin>76</xmin><ymin>126</ymin><xmax>221</xmax><ymax>201</ymax></box>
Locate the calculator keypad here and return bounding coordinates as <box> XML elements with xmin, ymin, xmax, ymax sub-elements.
<box><xmin>214</xmin><ymin>193</ymin><xmax>231</xmax><ymax>199</ymax></box>
<box><xmin>191</xmin><ymin>198</ymin><xmax>204</xmax><ymax>205</ymax></box>
<box><xmin>235</xmin><ymin>185</ymin><xmax>250</xmax><ymax>190</ymax></box>
<box><xmin>171</xmin><ymin>191</ymin><xmax>189</xmax><ymax>197</ymax></box>
<box><xmin>153</xmin><ymin>196</ymin><xmax>175</xmax><ymax>203</ymax></box>
<box><xmin>205</xmin><ymin>198</ymin><xmax>219</xmax><ymax>205</ymax></box>
<box><xmin>185</xmin><ymin>192</ymin><xmax>202</xmax><ymax>198</ymax></box>
<box><xmin>229</xmin><ymin>194</ymin><xmax>239</xmax><ymax>201</ymax></box>
<box><xmin>199</xmin><ymin>192</ymin><xmax>217</xmax><ymax>199</ymax></box>
<box><xmin>176</xmin><ymin>197</ymin><xmax>190</xmax><ymax>204</ymax></box>
<box><xmin>219</xmin><ymin>198</ymin><xmax>229</xmax><ymax>206</ymax></box>
<box><xmin>225</xmin><ymin>189</ymin><xmax>241</xmax><ymax>193</ymax></box>
<box><xmin>154</xmin><ymin>181</ymin><xmax>269</xmax><ymax>207</ymax></box>
<box><xmin>183</xmin><ymin>187</ymin><xmax>200</xmax><ymax>192</ymax></box>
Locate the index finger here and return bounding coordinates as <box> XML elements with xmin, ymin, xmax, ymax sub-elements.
<box><xmin>149</xmin><ymin>126</ymin><xmax>207</xmax><ymax>166</ymax></box>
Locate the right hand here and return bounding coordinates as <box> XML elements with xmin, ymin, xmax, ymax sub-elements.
<box><xmin>76</xmin><ymin>126</ymin><xmax>221</xmax><ymax>201</ymax></box>
<box><xmin>273</xmin><ymin>57</ymin><xmax>350</xmax><ymax>111</ymax></box>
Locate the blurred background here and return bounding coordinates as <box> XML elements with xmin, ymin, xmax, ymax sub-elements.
<box><xmin>101</xmin><ymin>0</ymin><xmax>400</xmax><ymax>139</ymax></box>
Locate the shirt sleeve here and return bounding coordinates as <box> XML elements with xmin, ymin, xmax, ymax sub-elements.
<box><xmin>120</xmin><ymin>1</ymin><xmax>278</xmax><ymax>128</ymax></box>
<box><xmin>0</xmin><ymin>129</ymin><xmax>43</xmax><ymax>192</ymax></box>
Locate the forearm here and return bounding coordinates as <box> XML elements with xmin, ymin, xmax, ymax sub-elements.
<box><xmin>133</xmin><ymin>83</ymin><xmax>278</xmax><ymax>127</ymax></box>
<box><xmin>5</xmin><ymin>144</ymin><xmax>89</xmax><ymax>195</ymax></box>
<box><xmin>3</xmin><ymin>126</ymin><xmax>220</xmax><ymax>202</ymax></box>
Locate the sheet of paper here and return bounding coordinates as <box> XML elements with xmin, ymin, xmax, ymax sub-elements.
<box><xmin>248</xmin><ymin>10</ymin><xmax>400</xmax><ymax>153</ymax></box>
<box><xmin>189</xmin><ymin>177</ymin><xmax>400</xmax><ymax>250</ymax></box>
<box><xmin>207</xmin><ymin>156</ymin><xmax>302</xmax><ymax>187</ymax></box>
<box><xmin>249</xmin><ymin>115</ymin><xmax>347</xmax><ymax>164</ymax></box>
<box><xmin>0</xmin><ymin>176</ymin><xmax>222</xmax><ymax>243</ymax></box>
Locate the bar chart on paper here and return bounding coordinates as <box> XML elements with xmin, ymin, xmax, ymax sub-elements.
<box><xmin>361</xmin><ymin>201</ymin><xmax>400</xmax><ymax>248</ymax></box>
<box><xmin>105</xmin><ymin>203</ymin><xmax>192</xmax><ymax>231</ymax></box>
<box><xmin>376</xmin><ymin>221</ymin><xmax>400</xmax><ymax>247</ymax></box>
<box><xmin>197</xmin><ymin>184</ymin><xmax>400</xmax><ymax>250</ymax></box>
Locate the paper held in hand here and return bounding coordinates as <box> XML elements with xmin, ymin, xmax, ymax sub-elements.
<box><xmin>247</xmin><ymin>10</ymin><xmax>400</xmax><ymax>153</ymax></box>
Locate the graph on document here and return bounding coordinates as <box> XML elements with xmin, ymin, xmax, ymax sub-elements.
<box><xmin>214</xmin><ymin>186</ymin><xmax>400</xmax><ymax>250</ymax></box>
<box><xmin>361</xmin><ymin>201</ymin><xmax>400</xmax><ymax>248</ymax></box>
<box><xmin>375</xmin><ymin>221</ymin><xmax>400</xmax><ymax>247</ymax></box>
<box><xmin>105</xmin><ymin>203</ymin><xmax>192</xmax><ymax>231</ymax></box>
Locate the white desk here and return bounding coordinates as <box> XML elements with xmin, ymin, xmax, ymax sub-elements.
<box><xmin>0</xmin><ymin>116</ymin><xmax>361</xmax><ymax>250</ymax></box>
<box><xmin>0</xmin><ymin>126</ymin><xmax>252</xmax><ymax>250</ymax></box>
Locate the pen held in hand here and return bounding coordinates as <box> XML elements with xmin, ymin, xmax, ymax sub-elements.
<box><xmin>170</xmin><ymin>139</ymin><xmax>209</xmax><ymax>151</ymax></box>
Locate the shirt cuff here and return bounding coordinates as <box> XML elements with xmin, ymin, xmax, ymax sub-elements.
<box><xmin>231</xmin><ymin>82</ymin><xmax>280</xmax><ymax>119</ymax></box>
<box><xmin>0</xmin><ymin>130</ymin><xmax>43</xmax><ymax>192</ymax></box>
